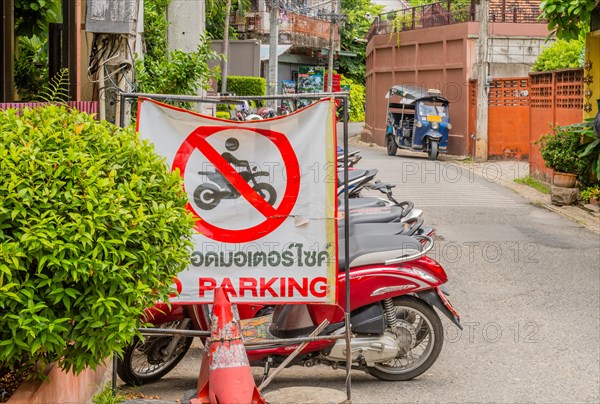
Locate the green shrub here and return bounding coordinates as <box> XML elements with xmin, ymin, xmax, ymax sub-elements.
<box><xmin>216</xmin><ymin>111</ymin><xmax>231</xmax><ymax>119</ymax></box>
<box><xmin>341</xmin><ymin>76</ymin><xmax>365</xmax><ymax>122</ymax></box>
<box><xmin>531</xmin><ymin>39</ymin><xmax>584</xmax><ymax>72</ymax></box>
<box><xmin>0</xmin><ymin>105</ymin><xmax>194</xmax><ymax>377</ymax></box>
<box><xmin>535</xmin><ymin>124</ymin><xmax>589</xmax><ymax>181</ymax></box>
<box><xmin>580</xmin><ymin>185</ymin><xmax>600</xmax><ymax>203</ymax></box>
<box><xmin>219</xmin><ymin>76</ymin><xmax>266</xmax><ymax>97</ymax></box>
<box><xmin>578</xmin><ymin>119</ymin><xmax>600</xmax><ymax>182</ymax></box>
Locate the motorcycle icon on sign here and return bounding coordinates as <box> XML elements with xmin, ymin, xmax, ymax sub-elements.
<box><xmin>193</xmin><ymin>138</ymin><xmax>278</xmax><ymax>210</ymax></box>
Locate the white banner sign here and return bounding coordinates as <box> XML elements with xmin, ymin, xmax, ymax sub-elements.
<box><xmin>137</xmin><ymin>98</ymin><xmax>338</xmax><ymax>303</ymax></box>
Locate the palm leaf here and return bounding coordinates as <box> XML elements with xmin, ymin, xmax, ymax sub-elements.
<box><xmin>38</xmin><ymin>68</ymin><xmax>69</xmax><ymax>104</ymax></box>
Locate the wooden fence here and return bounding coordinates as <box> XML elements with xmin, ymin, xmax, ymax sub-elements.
<box><xmin>468</xmin><ymin>69</ymin><xmax>583</xmax><ymax>175</ymax></box>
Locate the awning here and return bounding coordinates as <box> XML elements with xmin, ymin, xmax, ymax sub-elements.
<box><xmin>260</xmin><ymin>45</ymin><xmax>292</xmax><ymax>61</ymax></box>
<box><xmin>320</xmin><ymin>49</ymin><xmax>358</xmax><ymax>57</ymax></box>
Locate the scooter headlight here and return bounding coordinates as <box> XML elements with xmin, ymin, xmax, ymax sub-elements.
<box><xmin>431</xmin><ymin>122</ymin><xmax>440</xmax><ymax>130</ymax></box>
<box><xmin>415</xmin><ymin>121</ymin><xmax>423</xmax><ymax>128</ymax></box>
<box><xmin>447</xmin><ymin>123</ymin><xmax>453</xmax><ymax>130</ymax></box>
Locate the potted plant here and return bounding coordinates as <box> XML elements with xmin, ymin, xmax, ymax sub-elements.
<box><xmin>536</xmin><ymin>124</ymin><xmax>589</xmax><ymax>187</ymax></box>
<box><xmin>581</xmin><ymin>186</ymin><xmax>600</xmax><ymax>205</ymax></box>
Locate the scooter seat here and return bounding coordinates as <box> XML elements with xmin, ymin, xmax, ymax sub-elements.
<box><xmin>339</xmin><ymin>205</ymin><xmax>407</xmax><ymax>226</ymax></box>
<box><xmin>338</xmin><ymin>222</ymin><xmax>413</xmax><ymax>238</ymax></box>
<box><xmin>338</xmin><ymin>234</ymin><xmax>423</xmax><ymax>269</ymax></box>
<box><xmin>338</xmin><ymin>197</ymin><xmax>388</xmax><ymax>210</ymax></box>
<box><xmin>338</xmin><ymin>168</ymin><xmax>378</xmax><ymax>183</ymax></box>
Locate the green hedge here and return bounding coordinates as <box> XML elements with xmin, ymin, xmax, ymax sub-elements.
<box><xmin>341</xmin><ymin>75</ymin><xmax>366</xmax><ymax>122</ymax></box>
<box><xmin>220</xmin><ymin>76</ymin><xmax>266</xmax><ymax>96</ymax></box>
<box><xmin>531</xmin><ymin>39</ymin><xmax>584</xmax><ymax>72</ymax></box>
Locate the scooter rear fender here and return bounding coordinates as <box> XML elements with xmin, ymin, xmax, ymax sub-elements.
<box><xmin>336</xmin><ymin>256</ymin><xmax>448</xmax><ymax>313</ymax></box>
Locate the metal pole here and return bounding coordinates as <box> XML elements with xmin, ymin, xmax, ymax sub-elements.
<box><xmin>119</xmin><ymin>93</ymin><xmax>126</xmax><ymax>128</ymax></box>
<box><xmin>112</xmin><ymin>353</ymin><xmax>117</xmax><ymax>397</ymax></box>
<box><xmin>343</xmin><ymin>95</ymin><xmax>352</xmax><ymax>402</ymax></box>
<box><xmin>268</xmin><ymin>1</ymin><xmax>279</xmax><ymax>109</ymax></box>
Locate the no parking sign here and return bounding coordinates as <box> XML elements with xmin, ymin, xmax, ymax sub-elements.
<box><xmin>137</xmin><ymin>98</ymin><xmax>338</xmax><ymax>303</ymax></box>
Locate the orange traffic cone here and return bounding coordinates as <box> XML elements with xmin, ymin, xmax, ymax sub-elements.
<box><xmin>192</xmin><ymin>288</ymin><xmax>266</xmax><ymax>404</ymax></box>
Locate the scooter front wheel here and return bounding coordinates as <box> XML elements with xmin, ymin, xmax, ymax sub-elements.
<box><xmin>117</xmin><ymin>320</ymin><xmax>194</xmax><ymax>385</ymax></box>
<box><xmin>368</xmin><ymin>297</ymin><xmax>443</xmax><ymax>381</ymax></box>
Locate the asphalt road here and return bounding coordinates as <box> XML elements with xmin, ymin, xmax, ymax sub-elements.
<box><xmin>120</xmin><ymin>141</ymin><xmax>600</xmax><ymax>403</ymax></box>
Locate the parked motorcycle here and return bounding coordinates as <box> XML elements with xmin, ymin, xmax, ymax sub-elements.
<box><xmin>257</xmin><ymin>106</ymin><xmax>277</xmax><ymax>119</ymax></box>
<box><xmin>232</xmin><ymin>100</ymin><xmax>262</xmax><ymax>121</ymax></box>
<box><xmin>116</xmin><ymin>233</ymin><xmax>461</xmax><ymax>385</ymax></box>
<box><xmin>337</xmin><ymin>168</ymin><xmax>378</xmax><ymax>197</ymax></box>
<box><xmin>337</xmin><ymin>147</ymin><xmax>362</xmax><ymax>168</ymax></box>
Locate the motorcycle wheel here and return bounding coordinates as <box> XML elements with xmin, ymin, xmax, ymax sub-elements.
<box><xmin>253</xmin><ymin>183</ymin><xmax>277</xmax><ymax>206</ymax></box>
<box><xmin>386</xmin><ymin>136</ymin><xmax>398</xmax><ymax>156</ymax></box>
<box><xmin>117</xmin><ymin>320</ymin><xmax>194</xmax><ymax>386</ymax></box>
<box><xmin>368</xmin><ymin>297</ymin><xmax>443</xmax><ymax>381</ymax></box>
<box><xmin>428</xmin><ymin>141</ymin><xmax>439</xmax><ymax>160</ymax></box>
<box><xmin>193</xmin><ymin>184</ymin><xmax>220</xmax><ymax>210</ymax></box>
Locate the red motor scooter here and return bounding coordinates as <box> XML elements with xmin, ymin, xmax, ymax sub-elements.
<box><xmin>117</xmin><ymin>234</ymin><xmax>461</xmax><ymax>385</ymax></box>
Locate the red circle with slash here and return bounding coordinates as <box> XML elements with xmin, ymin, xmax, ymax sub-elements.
<box><xmin>172</xmin><ymin>126</ymin><xmax>300</xmax><ymax>243</ymax></box>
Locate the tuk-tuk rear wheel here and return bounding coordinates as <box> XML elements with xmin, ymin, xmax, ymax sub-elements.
<box><xmin>428</xmin><ymin>140</ymin><xmax>439</xmax><ymax>160</ymax></box>
<box><xmin>387</xmin><ymin>136</ymin><xmax>398</xmax><ymax>156</ymax></box>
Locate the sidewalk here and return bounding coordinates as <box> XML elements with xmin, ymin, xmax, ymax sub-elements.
<box><xmin>462</xmin><ymin>160</ymin><xmax>600</xmax><ymax>234</ymax></box>
<box><xmin>349</xmin><ymin>136</ymin><xmax>600</xmax><ymax>234</ymax></box>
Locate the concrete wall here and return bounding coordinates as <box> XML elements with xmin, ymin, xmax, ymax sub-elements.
<box><xmin>210</xmin><ymin>40</ymin><xmax>261</xmax><ymax>78</ymax></box>
<box><xmin>488</xmin><ymin>36</ymin><xmax>553</xmax><ymax>78</ymax></box>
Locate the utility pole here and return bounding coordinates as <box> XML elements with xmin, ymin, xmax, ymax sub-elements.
<box><xmin>221</xmin><ymin>0</ymin><xmax>232</xmax><ymax>94</ymax></box>
<box><xmin>320</xmin><ymin>2</ymin><xmax>345</xmax><ymax>92</ymax></box>
<box><xmin>475</xmin><ymin>0</ymin><xmax>489</xmax><ymax>161</ymax></box>
<box><xmin>268</xmin><ymin>0</ymin><xmax>279</xmax><ymax>108</ymax></box>
<box><xmin>327</xmin><ymin>2</ymin><xmax>336</xmax><ymax>92</ymax></box>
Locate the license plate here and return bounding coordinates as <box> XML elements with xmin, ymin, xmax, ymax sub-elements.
<box><xmin>427</xmin><ymin>115</ymin><xmax>442</xmax><ymax>122</ymax></box>
<box><xmin>437</xmin><ymin>287</ymin><xmax>460</xmax><ymax>320</ymax></box>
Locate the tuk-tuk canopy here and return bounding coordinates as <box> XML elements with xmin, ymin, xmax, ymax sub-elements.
<box><xmin>385</xmin><ymin>85</ymin><xmax>449</xmax><ymax>104</ymax></box>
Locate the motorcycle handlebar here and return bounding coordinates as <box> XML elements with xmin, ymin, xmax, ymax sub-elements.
<box><xmin>404</xmin><ymin>216</ymin><xmax>424</xmax><ymax>236</ymax></box>
<box><xmin>398</xmin><ymin>200</ymin><xmax>414</xmax><ymax>217</ymax></box>
<box><xmin>384</xmin><ymin>235</ymin><xmax>434</xmax><ymax>266</ymax></box>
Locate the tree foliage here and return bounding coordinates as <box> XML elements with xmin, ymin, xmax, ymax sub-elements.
<box><xmin>0</xmin><ymin>105</ymin><xmax>195</xmax><ymax>377</ymax></box>
<box><xmin>14</xmin><ymin>0</ymin><xmax>61</xmax><ymax>39</ymax></box>
<box><xmin>531</xmin><ymin>39</ymin><xmax>584</xmax><ymax>72</ymax></box>
<box><xmin>540</xmin><ymin>0</ymin><xmax>596</xmax><ymax>40</ymax></box>
<box><xmin>339</xmin><ymin>0</ymin><xmax>384</xmax><ymax>84</ymax></box>
<box><xmin>137</xmin><ymin>0</ymin><xmax>221</xmax><ymax>96</ymax></box>
<box><xmin>205</xmin><ymin>0</ymin><xmax>251</xmax><ymax>40</ymax></box>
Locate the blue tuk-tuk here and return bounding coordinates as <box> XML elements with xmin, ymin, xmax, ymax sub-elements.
<box><xmin>385</xmin><ymin>85</ymin><xmax>451</xmax><ymax>160</ymax></box>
